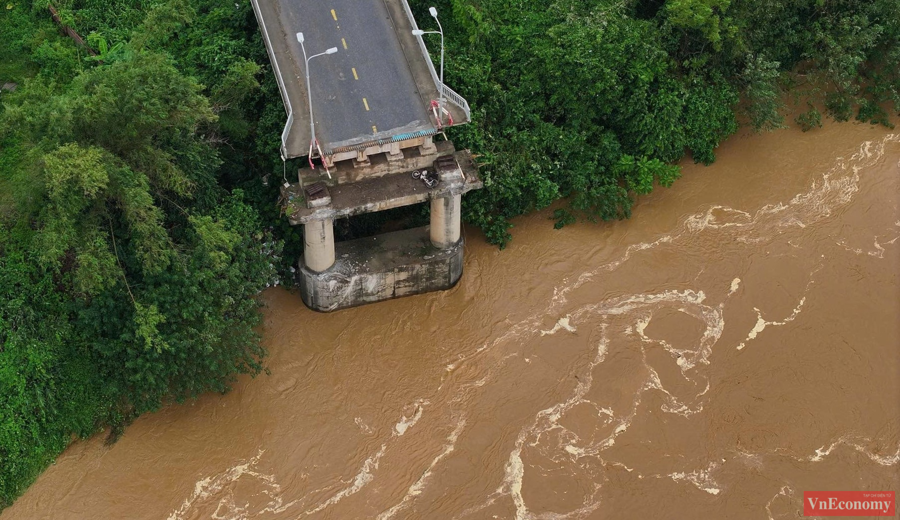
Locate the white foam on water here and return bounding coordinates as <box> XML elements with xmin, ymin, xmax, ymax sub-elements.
<box><xmin>837</xmin><ymin>238</ymin><xmax>865</xmax><ymax>255</ymax></box>
<box><xmin>377</xmin><ymin>417</ymin><xmax>468</xmax><ymax>520</ymax></box>
<box><xmin>540</xmin><ymin>316</ymin><xmax>577</xmax><ymax>336</ymax></box>
<box><xmin>355</xmin><ymin>417</ymin><xmax>373</xmax><ymax>434</ymax></box>
<box><xmin>301</xmin><ymin>444</ymin><xmax>387</xmax><ymax>516</ymax></box>
<box><xmin>667</xmin><ymin>461</ymin><xmax>722</xmax><ymax>495</ymax></box>
<box><xmin>607</xmin><ymin>461</ymin><xmax>635</xmax><ymax>473</ymax></box>
<box><xmin>297</xmin><ymin>399</ymin><xmax>431</xmax><ymax>516</ymax></box>
<box><xmin>736</xmin><ymin>296</ymin><xmax>807</xmax><ymax>350</ymax></box>
<box><xmin>685</xmin><ymin>206</ymin><xmax>753</xmax><ymax>233</ymax></box>
<box><xmin>838</xmin><ymin>234</ymin><xmax>898</xmax><ymax>258</ymax></box>
<box><xmin>765</xmin><ymin>485</ymin><xmax>794</xmax><ymax>520</ymax></box>
<box><xmin>454</xmin><ymin>495</ymin><xmax>500</xmax><ymax>520</ymax></box>
<box><xmin>301</xmin><ymin>398</ymin><xmax>435</xmax><ymax>515</ymax></box>
<box><xmin>167</xmin><ymin>450</ymin><xmax>289</xmax><ymax>520</ymax></box>
<box><xmin>474</xmin><ymin>284</ymin><xmax>732</xmax><ymax>517</ymax></box>
<box><xmin>394</xmin><ymin>400</ymin><xmax>428</xmax><ymax>437</ymax></box>
<box><xmin>550</xmin><ymin>234</ymin><xmax>676</xmax><ymax>309</ymax></box>
<box><xmin>808</xmin><ymin>437</ymin><xmax>900</xmax><ymax>466</ymax></box>
<box><xmin>564</xmin><ymin>445</ymin><xmax>584</xmax><ymax>456</ymax></box>
<box><xmin>498</xmin><ymin>336</ymin><xmax>610</xmax><ymax>519</ymax></box>
<box><xmin>871</xmin><ymin>238</ymin><xmax>886</xmax><ymax>257</ymax></box>
<box><xmin>553</xmin><ymin>134</ymin><xmax>895</xmax><ymax>318</ymax></box>
<box><xmin>161</xmin><ymin>134</ymin><xmax>899</xmax><ymax>520</ymax></box>
<box><xmin>614</xmin><ymin>289</ymin><xmax>722</xmax><ymax>375</ymax></box>
<box><xmin>735</xmin><ymin>449</ymin><xmax>764</xmax><ymax>470</ymax></box>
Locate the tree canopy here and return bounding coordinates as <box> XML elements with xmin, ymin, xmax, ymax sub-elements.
<box><xmin>0</xmin><ymin>0</ymin><xmax>279</xmax><ymax>507</ymax></box>
<box><xmin>429</xmin><ymin>0</ymin><xmax>899</xmax><ymax>243</ymax></box>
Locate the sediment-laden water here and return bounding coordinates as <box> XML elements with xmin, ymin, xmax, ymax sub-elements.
<box><xmin>5</xmin><ymin>121</ymin><xmax>899</xmax><ymax>519</ymax></box>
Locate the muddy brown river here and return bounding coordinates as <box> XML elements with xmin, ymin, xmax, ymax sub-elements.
<box><xmin>5</xmin><ymin>122</ymin><xmax>899</xmax><ymax>519</ymax></box>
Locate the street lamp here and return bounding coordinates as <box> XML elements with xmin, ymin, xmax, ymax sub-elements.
<box><xmin>296</xmin><ymin>32</ymin><xmax>337</xmax><ymax>169</ymax></box>
<box><xmin>412</xmin><ymin>6</ymin><xmax>444</xmax><ymax>126</ymax></box>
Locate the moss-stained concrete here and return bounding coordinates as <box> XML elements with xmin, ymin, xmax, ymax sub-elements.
<box><xmin>297</xmin><ymin>226</ymin><xmax>463</xmax><ymax>311</ymax></box>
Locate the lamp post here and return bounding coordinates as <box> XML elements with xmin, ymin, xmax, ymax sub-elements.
<box><xmin>412</xmin><ymin>6</ymin><xmax>444</xmax><ymax>126</ymax></box>
<box><xmin>296</xmin><ymin>32</ymin><xmax>337</xmax><ymax>165</ymax></box>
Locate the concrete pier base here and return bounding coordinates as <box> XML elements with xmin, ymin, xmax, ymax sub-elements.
<box><xmin>298</xmin><ymin>226</ymin><xmax>463</xmax><ymax>312</ymax></box>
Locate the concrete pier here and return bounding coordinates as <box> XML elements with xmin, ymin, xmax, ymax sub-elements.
<box><xmin>298</xmin><ymin>226</ymin><xmax>464</xmax><ymax>312</ymax></box>
<box><xmin>282</xmin><ymin>144</ymin><xmax>481</xmax><ymax>312</ymax></box>
<box><xmin>303</xmin><ymin>219</ymin><xmax>335</xmax><ymax>272</ymax></box>
<box><xmin>430</xmin><ymin>194</ymin><xmax>461</xmax><ymax>248</ymax></box>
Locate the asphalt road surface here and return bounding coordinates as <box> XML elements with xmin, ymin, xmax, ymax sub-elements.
<box><xmin>277</xmin><ymin>0</ymin><xmax>433</xmax><ymax>150</ymax></box>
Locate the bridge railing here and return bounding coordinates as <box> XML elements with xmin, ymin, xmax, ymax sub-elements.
<box><xmin>251</xmin><ymin>0</ymin><xmax>294</xmax><ymax>158</ymax></box>
<box><xmin>440</xmin><ymin>84</ymin><xmax>470</xmax><ymax>120</ymax></box>
<box><xmin>401</xmin><ymin>0</ymin><xmax>471</xmax><ymax>122</ymax></box>
<box><xmin>281</xmin><ymin>111</ymin><xmax>294</xmax><ymax>158</ymax></box>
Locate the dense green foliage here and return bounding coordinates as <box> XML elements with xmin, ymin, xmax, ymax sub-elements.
<box><xmin>422</xmin><ymin>0</ymin><xmax>900</xmax><ymax>243</ymax></box>
<box><xmin>0</xmin><ymin>0</ymin><xmax>897</xmax><ymax>510</ymax></box>
<box><xmin>0</xmin><ymin>0</ymin><xmax>281</xmax><ymax>507</ymax></box>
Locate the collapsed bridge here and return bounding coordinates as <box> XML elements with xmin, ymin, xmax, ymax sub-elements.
<box><xmin>251</xmin><ymin>0</ymin><xmax>482</xmax><ymax>311</ymax></box>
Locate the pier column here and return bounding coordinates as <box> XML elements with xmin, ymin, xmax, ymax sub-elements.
<box><xmin>304</xmin><ymin>218</ymin><xmax>335</xmax><ymax>272</ymax></box>
<box><xmin>430</xmin><ymin>194</ymin><xmax>461</xmax><ymax>249</ymax></box>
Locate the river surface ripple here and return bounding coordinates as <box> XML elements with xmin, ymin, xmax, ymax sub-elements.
<box><xmin>5</xmin><ymin>122</ymin><xmax>899</xmax><ymax>519</ymax></box>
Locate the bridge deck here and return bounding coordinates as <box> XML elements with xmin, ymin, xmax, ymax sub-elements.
<box><xmin>252</xmin><ymin>0</ymin><xmax>469</xmax><ymax>159</ymax></box>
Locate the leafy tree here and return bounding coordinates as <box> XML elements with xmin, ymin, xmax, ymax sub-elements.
<box><xmin>664</xmin><ymin>0</ymin><xmax>733</xmax><ymax>51</ymax></box>
<box><xmin>0</xmin><ymin>3</ymin><xmax>279</xmax><ymax>509</ymax></box>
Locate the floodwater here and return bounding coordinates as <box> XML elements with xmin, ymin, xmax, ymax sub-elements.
<box><xmin>5</xmin><ymin>121</ymin><xmax>899</xmax><ymax>519</ymax></box>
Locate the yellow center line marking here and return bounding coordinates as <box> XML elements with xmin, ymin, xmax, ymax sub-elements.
<box><xmin>352</xmin><ymin>67</ymin><xmax>358</xmax><ymax>80</ymax></box>
<box><xmin>341</xmin><ymin>38</ymin><xmax>347</xmax><ymax>49</ymax></box>
<box><xmin>372</xmin><ymin>125</ymin><xmax>378</xmax><ymax>133</ymax></box>
<box><xmin>331</xmin><ymin>9</ymin><xmax>337</xmax><ymax>20</ymax></box>
<box><xmin>362</xmin><ymin>98</ymin><xmax>370</xmax><ymax>111</ymax></box>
